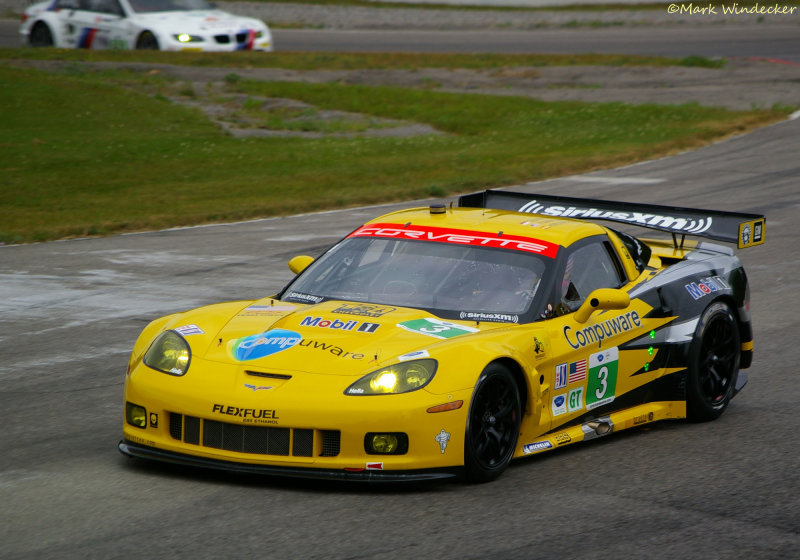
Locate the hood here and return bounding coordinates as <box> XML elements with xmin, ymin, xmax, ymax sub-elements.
<box><xmin>133</xmin><ymin>10</ymin><xmax>261</xmax><ymax>33</ymax></box>
<box><xmin>177</xmin><ymin>299</ymin><xmax>503</xmax><ymax>376</ymax></box>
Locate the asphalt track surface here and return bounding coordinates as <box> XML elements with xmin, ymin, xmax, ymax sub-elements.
<box><xmin>1</xmin><ymin>19</ymin><xmax>800</xmax><ymax>61</ymax></box>
<box><xmin>2</xmin><ymin>19</ymin><xmax>800</xmax><ymax>560</ymax></box>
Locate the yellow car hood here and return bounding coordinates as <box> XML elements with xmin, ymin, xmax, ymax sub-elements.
<box><xmin>180</xmin><ymin>299</ymin><xmax>498</xmax><ymax>376</ymax></box>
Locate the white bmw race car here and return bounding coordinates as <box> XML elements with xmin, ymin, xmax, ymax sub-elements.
<box><xmin>20</xmin><ymin>0</ymin><xmax>273</xmax><ymax>51</ymax></box>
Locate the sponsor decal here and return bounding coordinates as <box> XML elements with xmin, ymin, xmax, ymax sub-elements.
<box><xmin>397</xmin><ymin>318</ymin><xmax>479</xmax><ymax>340</ymax></box>
<box><xmin>533</xmin><ymin>337</ymin><xmax>546</xmax><ymax>358</ymax></box>
<box><xmin>633</xmin><ymin>411</ymin><xmax>655</xmax><ymax>426</ymax></box>
<box><xmin>149</xmin><ymin>413</ymin><xmax>158</xmax><ymax>428</ymax></box>
<box><xmin>568</xmin><ymin>359</ymin><xmax>587</xmax><ymax>384</ymax></box>
<box><xmin>685</xmin><ymin>276</ymin><xmax>730</xmax><ymax>300</ymax></box>
<box><xmin>398</xmin><ymin>350</ymin><xmax>430</xmax><ymax>362</ymax></box>
<box><xmin>518</xmin><ymin>200</ymin><xmax>713</xmax><ymax>236</ymax></box>
<box><xmin>523</xmin><ymin>440</ymin><xmax>553</xmax><ymax>455</ymax></box>
<box><xmin>435</xmin><ymin>429</ymin><xmax>451</xmax><ymax>454</ymax></box>
<box><xmin>350</xmin><ymin>222</ymin><xmax>559</xmax><ymax>258</ymax></box>
<box><xmin>232</xmin><ymin>329</ymin><xmax>301</xmax><ymax>361</ymax></box>
<box><xmin>555</xmin><ymin>433</ymin><xmax>571</xmax><ymax>445</ymax></box>
<box><xmin>174</xmin><ymin>324</ymin><xmax>204</xmax><ymax>336</ymax></box>
<box><xmin>239</xmin><ymin>304</ymin><xmax>297</xmax><ymax>316</ymax></box>
<box><xmin>459</xmin><ymin>311</ymin><xmax>519</xmax><ymax>324</ymax></box>
<box><xmin>754</xmin><ymin>221</ymin><xmax>763</xmax><ymax>243</ymax></box>
<box><xmin>286</xmin><ymin>291</ymin><xmax>323</xmax><ymax>304</ymax></box>
<box><xmin>297</xmin><ymin>338</ymin><xmax>364</xmax><ymax>360</ymax></box>
<box><xmin>554</xmin><ymin>363</ymin><xmax>568</xmax><ymax>390</ymax></box>
<box><xmin>741</xmin><ymin>224</ymin><xmax>751</xmax><ymax>246</ymax></box>
<box><xmin>300</xmin><ymin>316</ymin><xmax>380</xmax><ymax>333</ymax></box>
<box><xmin>563</xmin><ymin>311</ymin><xmax>641</xmax><ymax>350</ymax></box>
<box><xmin>333</xmin><ymin>303</ymin><xmax>396</xmax><ymax>317</ymax></box>
<box><xmin>366</xmin><ymin>462</ymin><xmax>384</xmax><ymax>470</ymax></box>
<box><xmin>212</xmin><ymin>403</ymin><xmax>279</xmax><ymax>424</ymax></box>
<box><xmin>568</xmin><ymin>387</ymin><xmax>584</xmax><ymax>413</ymax></box>
<box><xmin>586</xmin><ymin>347</ymin><xmax>619</xmax><ymax>410</ymax></box>
<box><xmin>244</xmin><ymin>384</ymin><xmax>273</xmax><ymax>392</ymax></box>
<box><xmin>552</xmin><ymin>394</ymin><xmax>567</xmax><ymax>417</ymax></box>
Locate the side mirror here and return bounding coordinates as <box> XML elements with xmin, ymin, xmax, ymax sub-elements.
<box><xmin>288</xmin><ymin>255</ymin><xmax>314</xmax><ymax>275</ymax></box>
<box><xmin>574</xmin><ymin>288</ymin><xmax>630</xmax><ymax>324</ymax></box>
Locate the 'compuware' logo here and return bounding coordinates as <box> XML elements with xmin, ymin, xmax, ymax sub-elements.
<box><xmin>232</xmin><ymin>329</ymin><xmax>301</xmax><ymax>361</ymax></box>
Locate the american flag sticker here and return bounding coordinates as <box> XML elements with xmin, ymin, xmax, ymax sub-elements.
<box><xmin>554</xmin><ymin>363</ymin><xmax>568</xmax><ymax>389</ymax></box>
<box><xmin>569</xmin><ymin>359</ymin><xmax>587</xmax><ymax>384</ymax></box>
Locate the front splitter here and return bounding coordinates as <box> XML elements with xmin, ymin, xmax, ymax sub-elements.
<box><xmin>119</xmin><ymin>440</ymin><xmax>457</xmax><ymax>482</ymax></box>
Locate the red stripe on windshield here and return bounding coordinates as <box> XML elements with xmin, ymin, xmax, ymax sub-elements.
<box><xmin>350</xmin><ymin>223</ymin><xmax>559</xmax><ymax>258</ymax></box>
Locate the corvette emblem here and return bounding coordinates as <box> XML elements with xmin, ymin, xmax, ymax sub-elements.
<box><xmin>244</xmin><ymin>384</ymin><xmax>273</xmax><ymax>392</ymax></box>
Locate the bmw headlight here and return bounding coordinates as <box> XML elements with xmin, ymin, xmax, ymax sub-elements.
<box><xmin>174</xmin><ymin>34</ymin><xmax>204</xmax><ymax>43</ymax></box>
<box><xmin>345</xmin><ymin>359</ymin><xmax>437</xmax><ymax>395</ymax></box>
<box><xmin>143</xmin><ymin>330</ymin><xmax>191</xmax><ymax>376</ymax></box>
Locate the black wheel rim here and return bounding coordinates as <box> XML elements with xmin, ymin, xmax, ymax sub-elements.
<box><xmin>698</xmin><ymin>315</ymin><xmax>737</xmax><ymax>405</ymax></box>
<box><xmin>469</xmin><ymin>375</ymin><xmax>518</xmax><ymax>470</ymax></box>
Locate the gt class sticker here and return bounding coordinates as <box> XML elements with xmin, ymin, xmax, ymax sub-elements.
<box><xmin>397</xmin><ymin>318</ymin><xmax>479</xmax><ymax>340</ymax></box>
<box><xmin>585</xmin><ymin>347</ymin><xmax>619</xmax><ymax>410</ymax></box>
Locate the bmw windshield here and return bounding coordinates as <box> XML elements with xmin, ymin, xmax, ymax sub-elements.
<box><xmin>280</xmin><ymin>223</ymin><xmax>556</xmax><ymax>324</ymax></box>
<box><xmin>127</xmin><ymin>0</ymin><xmax>215</xmax><ymax>13</ymax></box>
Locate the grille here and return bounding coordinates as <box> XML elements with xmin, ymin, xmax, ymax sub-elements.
<box><xmin>235</xmin><ymin>32</ymin><xmax>248</xmax><ymax>43</ymax></box>
<box><xmin>168</xmin><ymin>413</ymin><xmax>339</xmax><ymax>458</ymax></box>
<box><xmin>214</xmin><ymin>34</ymin><xmax>230</xmax><ymax>44</ymax></box>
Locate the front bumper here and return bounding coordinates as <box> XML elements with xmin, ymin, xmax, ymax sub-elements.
<box><xmin>119</xmin><ymin>440</ymin><xmax>457</xmax><ymax>482</ymax></box>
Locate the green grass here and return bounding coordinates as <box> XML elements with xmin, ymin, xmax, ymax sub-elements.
<box><xmin>0</xmin><ymin>48</ymin><xmax>725</xmax><ymax>70</ymax></box>
<box><xmin>0</xmin><ymin>60</ymin><xmax>788</xmax><ymax>244</ymax></box>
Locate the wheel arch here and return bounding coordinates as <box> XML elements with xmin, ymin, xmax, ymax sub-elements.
<box><xmin>28</xmin><ymin>18</ymin><xmax>57</xmax><ymax>46</ymax></box>
<box><xmin>486</xmin><ymin>357</ymin><xmax>528</xmax><ymax>415</ymax></box>
<box><xmin>706</xmin><ymin>293</ymin><xmax>753</xmax><ymax>370</ymax></box>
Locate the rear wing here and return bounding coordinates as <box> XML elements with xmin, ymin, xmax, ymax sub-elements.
<box><xmin>458</xmin><ymin>190</ymin><xmax>765</xmax><ymax>249</ymax></box>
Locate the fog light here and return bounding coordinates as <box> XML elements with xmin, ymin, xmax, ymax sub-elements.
<box><xmin>365</xmin><ymin>432</ymin><xmax>408</xmax><ymax>455</ymax></box>
<box><xmin>126</xmin><ymin>402</ymin><xmax>147</xmax><ymax>428</ymax></box>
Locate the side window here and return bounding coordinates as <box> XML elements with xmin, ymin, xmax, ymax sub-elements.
<box><xmin>556</xmin><ymin>239</ymin><xmax>624</xmax><ymax>315</ymax></box>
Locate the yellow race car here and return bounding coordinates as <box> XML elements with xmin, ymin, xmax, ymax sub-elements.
<box><xmin>119</xmin><ymin>191</ymin><xmax>765</xmax><ymax>482</ymax></box>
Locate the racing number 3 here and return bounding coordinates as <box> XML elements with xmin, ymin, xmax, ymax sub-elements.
<box><xmin>586</xmin><ymin>347</ymin><xmax>619</xmax><ymax>410</ymax></box>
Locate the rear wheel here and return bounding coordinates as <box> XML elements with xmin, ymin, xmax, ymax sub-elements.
<box><xmin>136</xmin><ymin>31</ymin><xmax>159</xmax><ymax>50</ymax></box>
<box><xmin>686</xmin><ymin>301</ymin><xmax>740</xmax><ymax>421</ymax></box>
<box><xmin>29</xmin><ymin>22</ymin><xmax>53</xmax><ymax>47</ymax></box>
<box><xmin>464</xmin><ymin>364</ymin><xmax>521</xmax><ymax>483</ymax></box>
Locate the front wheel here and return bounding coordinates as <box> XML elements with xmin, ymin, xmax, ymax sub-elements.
<box><xmin>136</xmin><ymin>31</ymin><xmax>159</xmax><ymax>50</ymax></box>
<box><xmin>686</xmin><ymin>301</ymin><xmax>740</xmax><ymax>422</ymax></box>
<box><xmin>464</xmin><ymin>364</ymin><xmax>521</xmax><ymax>483</ymax></box>
<box><xmin>29</xmin><ymin>22</ymin><xmax>53</xmax><ymax>47</ymax></box>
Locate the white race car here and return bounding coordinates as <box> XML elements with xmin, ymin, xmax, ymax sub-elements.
<box><xmin>20</xmin><ymin>0</ymin><xmax>273</xmax><ymax>51</ymax></box>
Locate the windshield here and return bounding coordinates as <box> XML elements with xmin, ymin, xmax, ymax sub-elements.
<box><xmin>127</xmin><ymin>0</ymin><xmax>214</xmax><ymax>13</ymax></box>
<box><xmin>281</xmin><ymin>232</ymin><xmax>553</xmax><ymax>323</ymax></box>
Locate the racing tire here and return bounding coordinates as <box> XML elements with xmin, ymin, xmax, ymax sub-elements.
<box><xmin>29</xmin><ymin>22</ymin><xmax>53</xmax><ymax>47</ymax></box>
<box><xmin>464</xmin><ymin>364</ymin><xmax>521</xmax><ymax>483</ymax></box>
<box><xmin>136</xmin><ymin>31</ymin><xmax>160</xmax><ymax>50</ymax></box>
<box><xmin>686</xmin><ymin>301</ymin><xmax>740</xmax><ymax>422</ymax></box>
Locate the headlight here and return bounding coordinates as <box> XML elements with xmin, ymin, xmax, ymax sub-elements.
<box><xmin>345</xmin><ymin>359</ymin><xmax>437</xmax><ymax>395</ymax></box>
<box><xmin>174</xmin><ymin>34</ymin><xmax>204</xmax><ymax>43</ymax></box>
<box><xmin>143</xmin><ymin>330</ymin><xmax>191</xmax><ymax>376</ymax></box>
